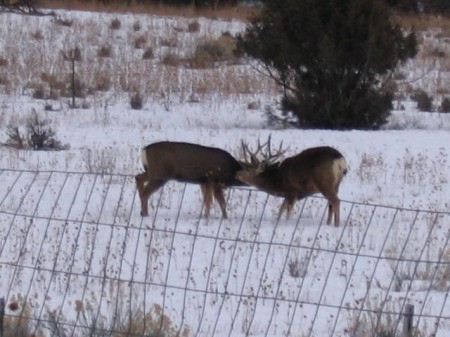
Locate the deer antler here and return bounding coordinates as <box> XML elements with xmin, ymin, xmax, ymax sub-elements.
<box><xmin>241</xmin><ymin>135</ymin><xmax>287</xmax><ymax>170</ymax></box>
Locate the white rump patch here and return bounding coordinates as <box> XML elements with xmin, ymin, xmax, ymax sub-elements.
<box><xmin>332</xmin><ymin>157</ymin><xmax>348</xmax><ymax>180</ymax></box>
<box><xmin>140</xmin><ymin>148</ymin><xmax>149</xmax><ymax>170</ymax></box>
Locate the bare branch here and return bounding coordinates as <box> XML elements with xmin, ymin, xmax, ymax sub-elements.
<box><xmin>247</xmin><ymin>59</ymin><xmax>299</xmax><ymax>94</ymax></box>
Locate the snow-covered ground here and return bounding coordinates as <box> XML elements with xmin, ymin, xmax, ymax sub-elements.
<box><xmin>0</xmin><ymin>8</ymin><xmax>449</xmax><ymax>337</ymax></box>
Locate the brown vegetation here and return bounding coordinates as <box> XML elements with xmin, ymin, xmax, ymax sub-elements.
<box><xmin>40</xmin><ymin>0</ymin><xmax>260</xmax><ymax>21</ymax></box>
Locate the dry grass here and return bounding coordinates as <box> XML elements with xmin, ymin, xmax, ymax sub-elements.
<box><xmin>5</xmin><ymin>2</ymin><xmax>449</xmax><ymax>106</ymax></box>
<box><xmin>187</xmin><ymin>20</ymin><xmax>201</xmax><ymax>33</ymax></box>
<box><xmin>142</xmin><ymin>46</ymin><xmax>154</xmax><ymax>60</ymax></box>
<box><xmin>40</xmin><ymin>0</ymin><xmax>260</xmax><ymax>21</ymax></box>
<box><xmin>394</xmin><ymin>13</ymin><xmax>450</xmax><ymax>35</ymax></box>
<box><xmin>0</xmin><ymin>56</ymin><xmax>8</xmax><ymax>67</ymax></box>
<box><xmin>97</xmin><ymin>44</ymin><xmax>113</xmax><ymax>58</ymax></box>
<box><xmin>1</xmin><ymin>295</ymin><xmax>32</xmax><ymax>337</ymax></box>
<box><xmin>3</xmin><ymin>296</ymin><xmax>189</xmax><ymax>337</ymax></box>
<box><xmin>190</xmin><ymin>34</ymin><xmax>236</xmax><ymax>68</ymax></box>
<box><xmin>133</xmin><ymin>34</ymin><xmax>147</xmax><ymax>49</ymax></box>
<box><xmin>391</xmin><ymin>13</ymin><xmax>450</xmax><ymax>99</ymax></box>
<box><xmin>95</xmin><ymin>74</ymin><xmax>112</xmax><ymax>92</ymax></box>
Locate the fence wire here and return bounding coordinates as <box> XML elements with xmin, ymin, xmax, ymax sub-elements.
<box><xmin>0</xmin><ymin>168</ymin><xmax>449</xmax><ymax>337</ymax></box>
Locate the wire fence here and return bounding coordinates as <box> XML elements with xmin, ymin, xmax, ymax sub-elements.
<box><xmin>0</xmin><ymin>168</ymin><xmax>449</xmax><ymax>337</ymax></box>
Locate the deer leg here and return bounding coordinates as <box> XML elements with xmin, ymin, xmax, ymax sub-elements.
<box><xmin>326</xmin><ymin>195</ymin><xmax>340</xmax><ymax>227</ymax></box>
<box><xmin>285</xmin><ymin>197</ymin><xmax>295</xmax><ymax>220</ymax></box>
<box><xmin>326</xmin><ymin>203</ymin><xmax>333</xmax><ymax>225</ymax></box>
<box><xmin>135</xmin><ymin>173</ymin><xmax>165</xmax><ymax>217</ymax></box>
<box><xmin>212</xmin><ymin>184</ymin><xmax>228</xmax><ymax>219</ymax></box>
<box><xmin>333</xmin><ymin>198</ymin><xmax>341</xmax><ymax>227</ymax></box>
<box><xmin>135</xmin><ymin>172</ymin><xmax>148</xmax><ymax>213</ymax></box>
<box><xmin>200</xmin><ymin>184</ymin><xmax>213</xmax><ymax>218</ymax></box>
<box><xmin>278</xmin><ymin>197</ymin><xmax>295</xmax><ymax>220</ymax></box>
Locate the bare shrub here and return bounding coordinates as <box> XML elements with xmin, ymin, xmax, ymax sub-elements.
<box><xmin>348</xmin><ymin>304</ymin><xmax>426</xmax><ymax>337</ymax></box>
<box><xmin>0</xmin><ymin>56</ymin><xmax>8</xmax><ymax>67</ymax></box>
<box><xmin>81</xmin><ymin>101</ymin><xmax>91</xmax><ymax>109</ymax></box>
<box><xmin>63</xmin><ymin>77</ymin><xmax>86</xmax><ymax>99</ymax></box>
<box><xmin>32</xmin><ymin>85</ymin><xmax>46</xmax><ymax>99</ymax></box>
<box><xmin>430</xmin><ymin>47</ymin><xmax>446</xmax><ymax>58</ymax></box>
<box><xmin>70</xmin><ymin>46</ymin><xmax>82</xmax><ymax>61</ymax></box>
<box><xmin>130</xmin><ymin>91</ymin><xmax>144</xmax><ymax>110</ymax></box>
<box><xmin>53</xmin><ymin>17</ymin><xmax>73</xmax><ymax>27</ymax></box>
<box><xmin>41</xmin><ymin>73</ymin><xmax>58</xmax><ymax>85</ymax></box>
<box><xmin>3</xmin><ymin>110</ymin><xmax>68</xmax><ymax>151</ymax></box>
<box><xmin>439</xmin><ymin>97</ymin><xmax>450</xmax><ymax>112</ymax></box>
<box><xmin>61</xmin><ymin>47</ymin><xmax>82</xmax><ymax>62</ymax></box>
<box><xmin>4</xmin><ymin>125</ymin><xmax>25</xmax><ymax>149</ymax></box>
<box><xmin>247</xmin><ymin>101</ymin><xmax>260</xmax><ymax>110</ymax></box>
<box><xmin>30</xmin><ymin>29</ymin><xmax>44</xmax><ymax>40</ymax></box>
<box><xmin>2</xmin><ymin>297</ymin><xmax>32</xmax><ymax>337</ymax></box>
<box><xmin>287</xmin><ymin>258</ymin><xmax>307</xmax><ymax>278</ymax></box>
<box><xmin>110</xmin><ymin>18</ymin><xmax>121</xmax><ymax>30</ymax></box>
<box><xmin>188</xmin><ymin>20</ymin><xmax>201</xmax><ymax>32</ymax></box>
<box><xmin>357</xmin><ymin>152</ymin><xmax>386</xmax><ymax>183</ymax></box>
<box><xmin>134</xmin><ymin>35</ymin><xmax>147</xmax><ymax>49</ymax></box>
<box><xmin>161</xmin><ymin>51</ymin><xmax>182</xmax><ymax>66</ymax></box>
<box><xmin>83</xmin><ymin>148</ymin><xmax>117</xmax><ymax>174</ymax></box>
<box><xmin>41</xmin><ymin>73</ymin><xmax>65</xmax><ymax>96</ymax></box>
<box><xmin>48</xmin><ymin>90</ymin><xmax>59</xmax><ymax>100</ymax></box>
<box><xmin>4</xmin><ymin>298</ymin><xmax>189</xmax><ymax>337</ymax></box>
<box><xmin>412</xmin><ymin>89</ymin><xmax>434</xmax><ymax>111</ymax></box>
<box><xmin>161</xmin><ymin>37</ymin><xmax>178</xmax><ymax>48</ymax></box>
<box><xmin>190</xmin><ymin>34</ymin><xmax>236</xmax><ymax>68</ymax></box>
<box><xmin>142</xmin><ymin>46</ymin><xmax>154</xmax><ymax>60</ymax></box>
<box><xmin>133</xmin><ymin>20</ymin><xmax>141</xmax><ymax>31</ymax></box>
<box><xmin>434</xmin><ymin>249</ymin><xmax>450</xmax><ymax>290</ymax></box>
<box><xmin>26</xmin><ymin>110</ymin><xmax>69</xmax><ymax>151</ymax></box>
<box><xmin>97</xmin><ymin>44</ymin><xmax>113</xmax><ymax>58</ymax></box>
<box><xmin>420</xmin><ymin>37</ymin><xmax>447</xmax><ymax>58</ymax></box>
<box><xmin>95</xmin><ymin>74</ymin><xmax>112</xmax><ymax>92</ymax></box>
<box><xmin>47</xmin><ymin>300</ymin><xmax>188</xmax><ymax>337</ymax></box>
<box><xmin>0</xmin><ymin>74</ymin><xmax>10</xmax><ymax>86</ymax></box>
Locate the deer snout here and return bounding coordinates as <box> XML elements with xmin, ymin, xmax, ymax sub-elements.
<box><xmin>235</xmin><ymin>170</ymin><xmax>250</xmax><ymax>184</ymax></box>
<box><xmin>236</xmin><ymin>170</ymin><xmax>244</xmax><ymax>179</ymax></box>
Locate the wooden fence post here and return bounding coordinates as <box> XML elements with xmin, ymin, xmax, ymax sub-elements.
<box><xmin>402</xmin><ymin>304</ymin><xmax>414</xmax><ymax>337</ymax></box>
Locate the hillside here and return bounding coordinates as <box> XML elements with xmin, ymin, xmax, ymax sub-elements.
<box><xmin>0</xmin><ymin>7</ymin><xmax>449</xmax><ymax>337</ymax></box>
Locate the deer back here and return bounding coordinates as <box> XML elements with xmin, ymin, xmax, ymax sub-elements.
<box><xmin>141</xmin><ymin>141</ymin><xmax>243</xmax><ymax>185</ymax></box>
<box><xmin>237</xmin><ymin>146</ymin><xmax>347</xmax><ymax>198</ymax></box>
<box><xmin>279</xmin><ymin>146</ymin><xmax>347</xmax><ymax>196</ymax></box>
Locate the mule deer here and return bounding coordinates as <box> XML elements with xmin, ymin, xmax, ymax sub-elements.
<box><xmin>238</xmin><ymin>138</ymin><xmax>347</xmax><ymax>226</ymax></box>
<box><xmin>135</xmin><ymin>141</ymin><xmax>245</xmax><ymax>219</ymax></box>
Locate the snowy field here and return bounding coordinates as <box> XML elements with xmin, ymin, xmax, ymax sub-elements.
<box><xmin>0</xmin><ymin>8</ymin><xmax>449</xmax><ymax>337</ymax></box>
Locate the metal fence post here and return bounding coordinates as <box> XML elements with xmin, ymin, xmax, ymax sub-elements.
<box><xmin>0</xmin><ymin>297</ymin><xmax>5</xmax><ymax>337</ymax></box>
<box><xmin>402</xmin><ymin>304</ymin><xmax>414</xmax><ymax>337</ymax></box>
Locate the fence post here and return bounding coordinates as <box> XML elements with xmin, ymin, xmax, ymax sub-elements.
<box><xmin>71</xmin><ymin>53</ymin><xmax>76</xmax><ymax>108</ymax></box>
<box><xmin>0</xmin><ymin>297</ymin><xmax>5</xmax><ymax>337</ymax></box>
<box><xmin>402</xmin><ymin>304</ymin><xmax>414</xmax><ymax>337</ymax></box>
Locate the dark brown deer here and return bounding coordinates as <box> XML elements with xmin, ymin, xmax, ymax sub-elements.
<box><xmin>135</xmin><ymin>141</ymin><xmax>245</xmax><ymax>219</ymax></box>
<box><xmin>237</xmin><ymin>139</ymin><xmax>347</xmax><ymax>226</ymax></box>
